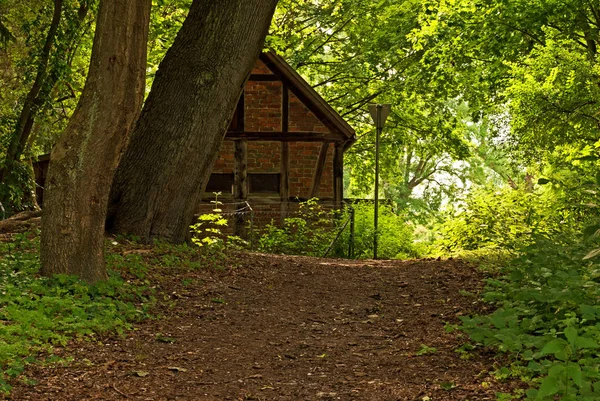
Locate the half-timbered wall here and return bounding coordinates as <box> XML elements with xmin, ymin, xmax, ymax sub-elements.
<box><xmin>209</xmin><ymin>141</ymin><xmax>334</xmax><ymax>199</ymax></box>
<box><xmin>205</xmin><ymin>59</ymin><xmax>338</xmax><ymax>201</ymax></box>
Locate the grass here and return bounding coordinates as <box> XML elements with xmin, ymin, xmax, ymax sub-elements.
<box><xmin>0</xmin><ymin>228</ymin><xmax>236</xmax><ymax>394</ymax></box>
<box><xmin>0</xmin><ymin>231</ymin><xmax>160</xmax><ymax>394</ymax></box>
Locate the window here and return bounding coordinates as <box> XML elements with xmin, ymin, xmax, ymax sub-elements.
<box><xmin>206</xmin><ymin>173</ymin><xmax>233</xmax><ymax>193</ymax></box>
<box><xmin>205</xmin><ymin>172</ymin><xmax>280</xmax><ymax>195</ymax></box>
<box><xmin>249</xmin><ymin>173</ymin><xmax>280</xmax><ymax>193</ymax></box>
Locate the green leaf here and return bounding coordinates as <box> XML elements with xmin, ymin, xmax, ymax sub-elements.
<box><xmin>548</xmin><ymin>364</ymin><xmax>566</xmax><ymax>377</ymax></box>
<box><xmin>440</xmin><ymin>381</ymin><xmax>456</xmax><ymax>390</ymax></box>
<box><xmin>537</xmin><ymin>178</ymin><xmax>551</xmax><ymax>185</ymax></box>
<box><xmin>540</xmin><ymin>338</ymin><xmax>569</xmax><ymax>357</ymax></box>
<box><xmin>575</xmin><ymin>336</ymin><xmax>599</xmax><ymax>350</ymax></box>
<box><xmin>536</xmin><ymin>375</ymin><xmax>560</xmax><ymax>399</ymax></box>
<box><xmin>566</xmin><ymin>364</ymin><xmax>583</xmax><ymax>388</ymax></box>
<box><xmin>564</xmin><ymin>327</ymin><xmax>577</xmax><ymax>347</ymax></box>
<box><xmin>580</xmin><ymin>304</ymin><xmax>600</xmax><ymax>320</ymax></box>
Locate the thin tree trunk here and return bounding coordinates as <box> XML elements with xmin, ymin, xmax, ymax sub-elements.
<box><xmin>40</xmin><ymin>0</ymin><xmax>150</xmax><ymax>283</ymax></box>
<box><xmin>1</xmin><ymin>1</ymin><xmax>90</xmax><ymax>213</ymax></box>
<box><xmin>0</xmin><ymin>0</ymin><xmax>62</xmax><ymax>182</ymax></box>
<box><xmin>108</xmin><ymin>0</ymin><xmax>278</xmax><ymax>243</ymax></box>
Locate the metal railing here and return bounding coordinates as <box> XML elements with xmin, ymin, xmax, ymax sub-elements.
<box><xmin>195</xmin><ymin>200</ymin><xmax>356</xmax><ymax>258</ymax></box>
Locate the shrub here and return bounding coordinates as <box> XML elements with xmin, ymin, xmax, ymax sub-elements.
<box><xmin>189</xmin><ymin>192</ymin><xmax>246</xmax><ymax>251</ymax></box>
<box><xmin>255</xmin><ymin>199</ymin><xmax>336</xmax><ymax>257</ymax></box>
<box><xmin>337</xmin><ymin>202</ymin><xmax>417</xmax><ymax>259</ymax></box>
<box><xmin>460</xmin><ymin>236</ymin><xmax>600</xmax><ymax>400</ymax></box>
<box><xmin>435</xmin><ymin>186</ymin><xmax>565</xmax><ymax>254</ymax></box>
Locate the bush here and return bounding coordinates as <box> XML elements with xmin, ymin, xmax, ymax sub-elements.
<box><xmin>436</xmin><ymin>181</ymin><xmax>600</xmax><ymax>399</ymax></box>
<box><xmin>460</xmin><ymin>236</ymin><xmax>600</xmax><ymax>400</ymax></box>
<box><xmin>435</xmin><ymin>186</ymin><xmax>565</xmax><ymax>254</ymax></box>
<box><xmin>337</xmin><ymin>202</ymin><xmax>417</xmax><ymax>259</ymax></box>
<box><xmin>255</xmin><ymin>199</ymin><xmax>336</xmax><ymax>257</ymax></box>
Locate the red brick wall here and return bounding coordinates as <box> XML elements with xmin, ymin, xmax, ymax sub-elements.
<box><xmin>209</xmin><ymin>140</ymin><xmax>334</xmax><ymax>200</ymax></box>
<box><xmin>248</xmin><ymin>142</ymin><xmax>281</xmax><ymax>173</ymax></box>
<box><xmin>251</xmin><ymin>59</ymin><xmax>271</xmax><ymax>74</ymax></box>
<box><xmin>245</xmin><ymin>81</ymin><xmax>282</xmax><ymax>132</ymax></box>
<box><xmin>212</xmin><ymin>141</ymin><xmax>281</xmax><ymax>175</ymax></box>
<box><xmin>289</xmin><ymin>142</ymin><xmax>333</xmax><ymax>199</ymax></box>
<box><xmin>288</xmin><ymin>92</ymin><xmax>329</xmax><ymax>133</ymax></box>
<box><xmin>212</xmin><ymin>141</ymin><xmax>234</xmax><ymax>172</ymax></box>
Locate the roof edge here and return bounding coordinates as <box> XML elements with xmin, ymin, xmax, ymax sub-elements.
<box><xmin>260</xmin><ymin>52</ymin><xmax>356</xmax><ymax>143</ymax></box>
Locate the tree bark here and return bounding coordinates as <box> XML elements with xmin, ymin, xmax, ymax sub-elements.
<box><xmin>40</xmin><ymin>0</ymin><xmax>150</xmax><ymax>283</ymax></box>
<box><xmin>108</xmin><ymin>0</ymin><xmax>279</xmax><ymax>243</ymax></box>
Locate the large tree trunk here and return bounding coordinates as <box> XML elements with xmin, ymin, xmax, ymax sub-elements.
<box><xmin>40</xmin><ymin>0</ymin><xmax>150</xmax><ymax>283</ymax></box>
<box><xmin>108</xmin><ymin>0</ymin><xmax>278</xmax><ymax>243</ymax></box>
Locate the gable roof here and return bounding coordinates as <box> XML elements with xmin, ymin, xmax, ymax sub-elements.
<box><xmin>259</xmin><ymin>52</ymin><xmax>356</xmax><ymax>145</ymax></box>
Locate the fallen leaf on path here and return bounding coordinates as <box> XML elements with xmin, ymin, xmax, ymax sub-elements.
<box><xmin>132</xmin><ymin>370</ymin><xmax>149</xmax><ymax>377</ymax></box>
<box><xmin>167</xmin><ymin>366</ymin><xmax>188</xmax><ymax>372</ymax></box>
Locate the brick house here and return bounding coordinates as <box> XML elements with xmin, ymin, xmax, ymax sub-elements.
<box><xmin>203</xmin><ymin>52</ymin><xmax>356</xmax><ymax>207</ymax></box>
<box><xmin>34</xmin><ymin>53</ymin><xmax>355</xmax><ymax>217</ymax></box>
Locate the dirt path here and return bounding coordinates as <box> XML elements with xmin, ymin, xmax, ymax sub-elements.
<box><xmin>6</xmin><ymin>253</ymin><xmax>519</xmax><ymax>401</ymax></box>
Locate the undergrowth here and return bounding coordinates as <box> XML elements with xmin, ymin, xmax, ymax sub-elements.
<box><xmin>460</xmin><ymin>237</ymin><xmax>600</xmax><ymax>400</ymax></box>
<box><xmin>0</xmin><ymin>231</ymin><xmax>156</xmax><ymax>395</ymax></box>
<box><xmin>248</xmin><ymin>199</ymin><xmax>418</xmax><ymax>259</ymax></box>
<box><xmin>431</xmin><ymin>179</ymin><xmax>600</xmax><ymax>400</ymax></box>
<box><xmin>254</xmin><ymin>198</ymin><xmax>336</xmax><ymax>257</ymax></box>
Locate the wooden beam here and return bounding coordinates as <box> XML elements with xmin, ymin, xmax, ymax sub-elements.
<box><xmin>280</xmin><ymin>88</ymin><xmax>290</xmax><ymax>217</ymax></box>
<box><xmin>233</xmin><ymin>140</ymin><xmax>248</xmax><ymax>238</ymax></box>
<box><xmin>248</xmin><ymin>73</ymin><xmax>279</xmax><ymax>81</ymax></box>
<box><xmin>282</xmin><ymin>85</ymin><xmax>289</xmax><ymax>133</ymax></box>
<box><xmin>308</xmin><ymin>142</ymin><xmax>330</xmax><ymax>199</ymax></box>
<box><xmin>280</xmin><ymin>142</ymin><xmax>290</xmax><ymax>203</ymax></box>
<box><xmin>236</xmin><ymin>89</ymin><xmax>245</xmax><ymax>131</ymax></box>
<box><xmin>233</xmin><ymin>140</ymin><xmax>248</xmax><ymax>200</ymax></box>
<box><xmin>333</xmin><ymin>143</ymin><xmax>344</xmax><ymax>206</ymax></box>
<box><xmin>225</xmin><ymin>131</ymin><xmax>344</xmax><ymax>142</ymax></box>
<box><xmin>259</xmin><ymin>53</ymin><xmax>355</xmax><ymax>140</ymax></box>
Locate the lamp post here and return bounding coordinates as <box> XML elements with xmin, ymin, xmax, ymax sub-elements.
<box><xmin>368</xmin><ymin>104</ymin><xmax>391</xmax><ymax>260</ymax></box>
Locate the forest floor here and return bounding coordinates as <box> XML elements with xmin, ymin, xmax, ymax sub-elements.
<box><xmin>3</xmin><ymin>236</ymin><xmax>523</xmax><ymax>400</ymax></box>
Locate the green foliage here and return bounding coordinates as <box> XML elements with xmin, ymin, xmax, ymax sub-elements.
<box><xmin>412</xmin><ymin>0</ymin><xmax>600</xmax><ymax>163</ymax></box>
<box><xmin>0</xmin><ymin>233</ymin><xmax>153</xmax><ymax>394</ymax></box>
<box><xmin>190</xmin><ymin>212</ymin><xmax>229</xmax><ymax>248</ymax></box>
<box><xmin>416</xmin><ymin>344</ymin><xmax>437</xmax><ymax>356</ymax></box>
<box><xmin>253</xmin><ymin>200</ymin><xmax>419</xmax><ymax>259</ymax></box>
<box><xmin>190</xmin><ymin>193</ymin><xmax>246</xmax><ymax>255</ymax></box>
<box><xmin>459</xmin><ymin>236</ymin><xmax>600</xmax><ymax>400</ymax></box>
<box><xmin>435</xmin><ymin>187</ymin><xmax>565</xmax><ymax>254</ymax></box>
<box><xmin>255</xmin><ymin>199</ymin><xmax>336</xmax><ymax>257</ymax></box>
<box><xmin>147</xmin><ymin>0</ymin><xmax>191</xmax><ymax>89</ymax></box>
<box><xmin>339</xmin><ymin>202</ymin><xmax>418</xmax><ymax>259</ymax></box>
<box><xmin>268</xmin><ymin>0</ymin><xmax>505</xmax><ymax>218</ymax></box>
<box><xmin>0</xmin><ymin>160</ymin><xmax>36</xmax><ymax>216</ymax></box>
<box><xmin>0</xmin><ymin>0</ymin><xmax>97</xmax><ymax>212</ymax></box>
